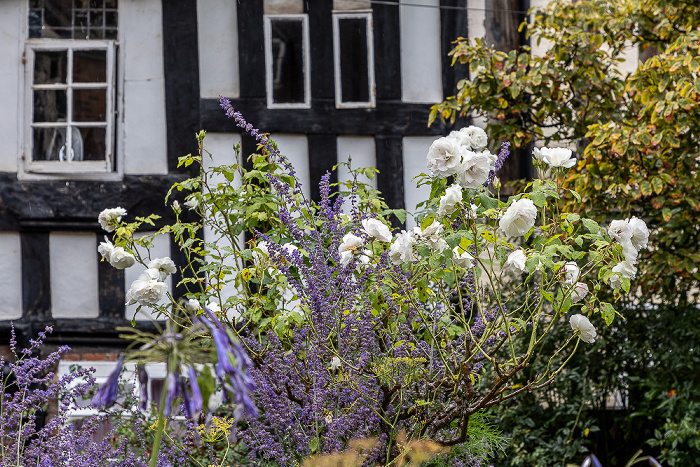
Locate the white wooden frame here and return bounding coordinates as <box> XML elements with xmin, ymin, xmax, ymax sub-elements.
<box><xmin>22</xmin><ymin>39</ymin><xmax>119</xmax><ymax>178</ymax></box>
<box><xmin>332</xmin><ymin>11</ymin><xmax>375</xmax><ymax>109</ymax></box>
<box><xmin>263</xmin><ymin>14</ymin><xmax>311</xmax><ymax>109</ymax></box>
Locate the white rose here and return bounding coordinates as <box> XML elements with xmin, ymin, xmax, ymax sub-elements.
<box><xmin>184</xmin><ymin>197</ymin><xmax>199</xmax><ymax>210</ymax></box>
<box><xmin>539</xmin><ymin>147</ymin><xmax>576</xmax><ymax>169</ymax></box>
<box><xmin>612</xmin><ymin>260</ymin><xmax>637</xmax><ymax>279</ymax></box>
<box><xmin>98</xmin><ymin>207</ymin><xmax>127</xmax><ymax>232</ymax></box>
<box><xmin>571</xmin><ymin>282</ymin><xmax>589</xmax><ymax>303</ymax></box>
<box><xmin>416</xmin><ymin>221</ymin><xmax>448</xmax><ymax>252</ymax></box>
<box><xmin>499</xmin><ymin>198</ymin><xmax>538</xmax><ymax>237</ymax></box>
<box><xmin>452</xmin><ymin>246</ymin><xmax>474</xmax><ymax>268</ymax></box>
<box><xmin>362</xmin><ymin>218</ymin><xmax>393</xmax><ymax>242</ymax></box>
<box><xmin>463</xmin><ymin>126</ymin><xmax>488</xmax><ymax>150</ymax></box>
<box><xmin>148</xmin><ymin>257</ymin><xmax>177</xmax><ymax>281</ymax></box>
<box><xmin>569</xmin><ymin>314</ymin><xmax>597</xmax><ymax>343</ymax></box>
<box><xmin>455</xmin><ymin>150</ymin><xmax>492</xmax><ymax>188</ymax></box>
<box><xmin>621</xmin><ymin>240</ymin><xmax>639</xmax><ymax>264</ymax></box>
<box><xmin>608</xmin><ymin>219</ymin><xmax>633</xmax><ymax>243</ymax></box>
<box><xmin>339</xmin><ymin>233</ymin><xmax>363</xmax><ymax>255</ymax></box>
<box><xmin>626</xmin><ymin>216</ymin><xmax>649</xmax><ymax>250</ymax></box>
<box><xmin>187</xmin><ymin>299</ymin><xmax>201</xmax><ymax>311</ymax></box>
<box><xmin>563</xmin><ymin>261</ymin><xmax>580</xmax><ymax>285</ymax></box>
<box><xmin>389</xmin><ymin>231</ymin><xmax>415</xmax><ymax>265</ymax></box>
<box><xmin>450</xmin><ymin>126</ymin><xmax>488</xmax><ymax>151</ymax></box>
<box><xmin>109</xmin><ymin>247</ymin><xmax>136</xmax><ymax>270</ymax></box>
<box><xmin>532</xmin><ymin>147</ymin><xmax>544</xmax><ymax>162</ymax></box>
<box><xmin>438</xmin><ymin>184</ymin><xmax>463</xmax><ymax>217</ymax></box>
<box><xmin>426</xmin><ymin>136</ymin><xmax>462</xmax><ymax>178</ymax></box>
<box><xmin>97</xmin><ymin>237</ymin><xmax>114</xmax><ymax>262</ymax></box>
<box><xmin>339</xmin><ymin>250</ymin><xmax>354</xmax><ymax>268</ymax></box>
<box><xmin>206</xmin><ymin>302</ymin><xmax>221</xmax><ymax>314</ymax></box>
<box><xmin>125</xmin><ymin>269</ymin><xmax>169</xmax><ymax>306</ymax></box>
<box><xmin>505</xmin><ymin>249</ymin><xmax>527</xmax><ymax>273</ymax></box>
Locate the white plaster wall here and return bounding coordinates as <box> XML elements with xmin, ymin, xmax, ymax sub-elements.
<box><xmin>400</xmin><ymin>0</ymin><xmax>443</xmax><ymax>103</ymax></box>
<box><xmin>121</xmin><ymin>0</ymin><xmax>168</xmax><ymax>175</ymax></box>
<box><xmin>0</xmin><ymin>3</ymin><xmax>22</xmax><ymax>172</ymax></box>
<box><xmin>50</xmin><ymin>232</ymin><xmax>99</xmax><ymax>318</ymax></box>
<box><xmin>125</xmin><ymin>232</ymin><xmax>171</xmax><ymax>321</ymax></box>
<box><xmin>402</xmin><ymin>136</ymin><xmax>435</xmax><ymax>228</ymax></box>
<box><xmin>197</xmin><ymin>0</ymin><xmax>240</xmax><ymax>98</ymax></box>
<box><xmin>467</xmin><ymin>0</ymin><xmax>486</xmax><ymax>43</ymax></box>
<box><xmin>0</xmin><ymin>232</ymin><xmax>22</xmax><ymax>320</ymax></box>
<box><xmin>271</xmin><ymin>134</ymin><xmax>310</xmax><ymax>199</ymax></box>
<box><xmin>336</xmin><ymin>136</ymin><xmax>376</xmax><ymax>214</ymax></box>
<box><xmin>264</xmin><ymin>0</ymin><xmax>304</xmax><ymax>14</ymax></box>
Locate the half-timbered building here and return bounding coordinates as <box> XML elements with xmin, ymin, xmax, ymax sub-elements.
<box><xmin>0</xmin><ymin>0</ymin><xmax>531</xmax><ymax>387</ymax></box>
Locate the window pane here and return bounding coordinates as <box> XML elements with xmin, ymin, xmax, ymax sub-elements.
<box><xmin>44</xmin><ymin>0</ymin><xmax>73</xmax><ymax>29</ymax></box>
<box><xmin>73</xmin><ymin>50</ymin><xmax>107</xmax><ymax>82</ymax></box>
<box><xmin>73</xmin><ymin>89</ymin><xmax>107</xmax><ymax>122</ymax></box>
<box><xmin>33</xmin><ymin>89</ymin><xmax>67</xmax><ymax>122</ymax></box>
<box><xmin>271</xmin><ymin>19</ymin><xmax>305</xmax><ymax>104</ymax></box>
<box><xmin>34</xmin><ymin>51</ymin><xmax>67</xmax><ymax>85</ymax></box>
<box><xmin>77</xmin><ymin>127</ymin><xmax>106</xmax><ymax>161</ymax></box>
<box><xmin>339</xmin><ymin>18</ymin><xmax>370</xmax><ymax>103</ymax></box>
<box><xmin>32</xmin><ymin>127</ymin><xmax>67</xmax><ymax>161</ymax></box>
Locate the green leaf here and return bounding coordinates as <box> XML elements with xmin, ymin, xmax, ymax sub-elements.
<box><xmin>480</xmin><ymin>194</ymin><xmax>498</xmax><ymax>210</ymax></box>
<box><xmin>651</xmin><ymin>177</ymin><xmax>663</xmax><ymax>194</ymax></box>
<box><xmin>567</xmin><ymin>213</ymin><xmax>580</xmax><ymax>222</ymax></box>
<box><xmin>582</xmin><ymin>218</ymin><xmax>599</xmax><ymax>233</ymax></box>
<box><xmin>530</xmin><ymin>192</ymin><xmax>546</xmax><ymax>208</ymax></box>
<box><xmin>600</xmin><ymin>302</ymin><xmax>616</xmax><ymax>326</ymax></box>
<box><xmin>662</xmin><ymin>207</ymin><xmax>672</xmax><ymax>222</ymax></box>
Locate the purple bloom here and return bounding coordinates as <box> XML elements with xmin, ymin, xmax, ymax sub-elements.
<box><xmin>187</xmin><ymin>366</ymin><xmax>203</xmax><ymax>415</ymax></box>
<box><xmin>137</xmin><ymin>363</ymin><xmax>149</xmax><ymax>411</ymax></box>
<box><xmin>92</xmin><ymin>356</ymin><xmax>123</xmax><ymax>408</ymax></box>
<box><xmin>163</xmin><ymin>371</ymin><xmax>179</xmax><ymax>418</ymax></box>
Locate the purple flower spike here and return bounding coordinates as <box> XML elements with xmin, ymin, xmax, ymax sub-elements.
<box><xmin>163</xmin><ymin>371</ymin><xmax>180</xmax><ymax>418</ymax></box>
<box><xmin>137</xmin><ymin>364</ymin><xmax>149</xmax><ymax>411</ymax></box>
<box><xmin>92</xmin><ymin>356</ymin><xmax>123</xmax><ymax>408</ymax></box>
<box><xmin>187</xmin><ymin>366</ymin><xmax>203</xmax><ymax>415</ymax></box>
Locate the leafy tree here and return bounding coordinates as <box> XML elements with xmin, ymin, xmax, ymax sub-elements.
<box><xmin>431</xmin><ymin>0</ymin><xmax>700</xmax><ymax>464</ymax></box>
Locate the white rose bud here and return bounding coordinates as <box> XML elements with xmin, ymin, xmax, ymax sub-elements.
<box><xmin>571</xmin><ymin>282</ymin><xmax>589</xmax><ymax>303</ymax></box>
<box><xmin>452</xmin><ymin>246</ymin><xmax>474</xmax><ymax>268</ymax></box>
<box><xmin>569</xmin><ymin>314</ymin><xmax>597</xmax><ymax>343</ymax></box>
<box><xmin>505</xmin><ymin>249</ymin><xmax>528</xmax><ymax>273</ymax></box>
<box><xmin>438</xmin><ymin>184</ymin><xmax>463</xmax><ymax>217</ymax></box>
<box><xmin>362</xmin><ymin>218</ymin><xmax>393</xmax><ymax>242</ymax></box>
<box><xmin>109</xmin><ymin>247</ymin><xmax>136</xmax><ymax>270</ymax></box>
<box><xmin>98</xmin><ymin>207</ymin><xmax>127</xmax><ymax>232</ymax></box>
<box><xmin>563</xmin><ymin>261</ymin><xmax>580</xmax><ymax>285</ymax></box>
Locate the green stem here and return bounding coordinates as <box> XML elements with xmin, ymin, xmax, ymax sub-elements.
<box><xmin>149</xmin><ymin>361</ymin><xmax>171</xmax><ymax>467</ymax></box>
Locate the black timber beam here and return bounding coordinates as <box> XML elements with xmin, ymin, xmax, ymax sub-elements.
<box><xmin>201</xmin><ymin>98</ymin><xmax>449</xmax><ymax>136</ymax></box>
<box><xmin>237</xmin><ymin>1</ymin><xmax>266</xmax><ymax>99</ymax></box>
<box><xmin>162</xmin><ymin>0</ymin><xmax>201</xmax><ymax>174</ymax></box>
<box><xmin>373</xmin><ymin>0</ymin><xmax>402</xmax><ymax>101</ymax></box>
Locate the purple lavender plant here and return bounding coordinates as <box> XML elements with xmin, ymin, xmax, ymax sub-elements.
<box><xmin>219</xmin><ymin>106</ymin><xmax>524</xmax><ymax>466</ymax></box>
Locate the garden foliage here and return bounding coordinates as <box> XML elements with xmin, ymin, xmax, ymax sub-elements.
<box><xmin>430</xmin><ymin>0</ymin><xmax>700</xmax><ymax>464</ymax></box>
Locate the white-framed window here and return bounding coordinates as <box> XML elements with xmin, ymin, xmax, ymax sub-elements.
<box><xmin>332</xmin><ymin>11</ymin><xmax>375</xmax><ymax>108</ymax></box>
<box><xmin>23</xmin><ymin>0</ymin><xmax>118</xmax><ymax>176</ymax></box>
<box><xmin>264</xmin><ymin>14</ymin><xmax>311</xmax><ymax>109</ymax></box>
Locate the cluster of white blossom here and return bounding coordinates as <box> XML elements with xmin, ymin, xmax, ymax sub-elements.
<box><xmin>97</xmin><ymin>207</ymin><xmax>175</xmax><ymax>307</ymax></box>
<box><xmin>607</xmin><ymin>217</ymin><xmax>649</xmax><ymax>288</ymax></box>
<box><xmin>426</xmin><ymin>126</ymin><xmax>496</xmax><ymax>188</ymax></box>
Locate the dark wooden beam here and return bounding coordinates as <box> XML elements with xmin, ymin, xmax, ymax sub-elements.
<box><xmin>307</xmin><ymin>134</ymin><xmax>337</xmax><ymax>203</ymax></box>
<box><xmin>375</xmin><ymin>135</ymin><xmax>405</xmax><ymax>225</ymax></box>
<box><xmin>201</xmin><ymin>98</ymin><xmax>449</xmax><ymax>136</ymax></box>
<box><xmin>306</xmin><ymin>1</ymin><xmax>334</xmax><ymax>101</ymax></box>
<box><xmin>237</xmin><ymin>1</ymin><xmax>266</xmax><ymax>99</ymax></box>
<box><xmin>97</xmin><ymin>235</ymin><xmax>126</xmax><ymax>319</ymax></box>
<box><xmin>162</xmin><ymin>0</ymin><xmax>201</xmax><ymax>174</ymax></box>
<box><xmin>372</xmin><ymin>0</ymin><xmax>402</xmax><ymax>101</ymax></box>
<box><xmin>21</xmin><ymin>232</ymin><xmax>51</xmax><ymax>318</ymax></box>
<box><xmin>0</xmin><ymin>173</ymin><xmax>186</xmax><ymax>231</ymax></box>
